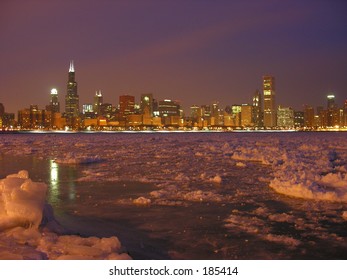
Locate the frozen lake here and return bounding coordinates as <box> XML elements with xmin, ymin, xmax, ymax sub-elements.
<box><xmin>0</xmin><ymin>132</ymin><xmax>346</xmax><ymax>259</ymax></box>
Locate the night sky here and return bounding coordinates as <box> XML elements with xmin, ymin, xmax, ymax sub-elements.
<box><xmin>1</xmin><ymin>0</ymin><xmax>346</xmax><ymax>114</ymax></box>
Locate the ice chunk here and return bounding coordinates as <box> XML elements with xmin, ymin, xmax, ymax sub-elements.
<box><xmin>133</xmin><ymin>197</ymin><xmax>151</xmax><ymax>205</ymax></box>
<box><xmin>54</xmin><ymin>154</ymin><xmax>102</xmax><ymax>165</ymax></box>
<box><xmin>0</xmin><ymin>171</ymin><xmax>131</xmax><ymax>260</ymax></box>
<box><xmin>236</xmin><ymin>162</ymin><xmax>246</xmax><ymax>167</ymax></box>
<box><xmin>210</xmin><ymin>175</ymin><xmax>222</xmax><ymax>184</ymax></box>
<box><xmin>0</xmin><ymin>170</ymin><xmax>47</xmax><ymax>229</ymax></box>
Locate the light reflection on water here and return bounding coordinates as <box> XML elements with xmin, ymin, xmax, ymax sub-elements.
<box><xmin>49</xmin><ymin>160</ymin><xmax>58</xmax><ymax>190</ymax></box>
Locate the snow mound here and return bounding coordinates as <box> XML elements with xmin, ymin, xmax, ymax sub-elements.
<box><xmin>0</xmin><ymin>171</ymin><xmax>131</xmax><ymax>260</ymax></box>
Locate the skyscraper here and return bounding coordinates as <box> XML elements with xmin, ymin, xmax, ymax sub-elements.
<box><xmin>327</xmin><ymin>94</ymin><xmax>339</xmax><ymax>127</ymax></box>
<box><xmin>263</xmin><ymin>75</ymin><xmax>276</xmax><ymax>128</ymax></box>
<box><xmin>93</xmin><ymin>90</ymin><xmax>103</xmax><ymax>115</ymax></box>
<box><xmin>327</xmin><ymin>94</ymin><xmax>336</xmax><ymax>110</ymax></box>
<box><xmin>49</xmin><ymin>88</ymin><xmax>60</xmax><ymax>113</ymax></box>
<box><xmin>252</xmin><ymin>89</ymin><xmax>262</xmax><ymax>127</ymax></box>
<box><xmin>304</xmin><ymin>105</ymin><xmax>314</xmax><ymax>128</ymax></box>
<box><xmin>65</xmin><ymin>60</ymin><xmax>79</xmax><ymax>118</ymax></box>
<box><xmin>119</xmin><ymin>95</ymin><xmax>135</xmax><ymax>119</ymax></box>
<box><xmin>241</xmin><ymin>104</ymin><xmax>253</xmax><ymax>127</ymax></box>
<box><xmin>140</xmin><ymin>93</ymin><xmax>153</xmax><ymax>116</ymax></box>
<box><xmin>277</xmin><ymin>106</ymin><xmax>294</xmax><ymax>128</ymax></box>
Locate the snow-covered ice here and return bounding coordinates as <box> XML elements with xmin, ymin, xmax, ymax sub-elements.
<box><xmin>0</xmin><ymin>170</ymin><xmax>130</xmax><ymax>260</ymax></box>
<box><xmin>0</xmin><ymin>131</ymin><xmax>346</xmax><ymax>259</ymax></box>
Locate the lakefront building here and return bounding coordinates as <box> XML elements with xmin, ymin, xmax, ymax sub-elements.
<box><xmin>263</xmin><ymin>75</ymin><xmax>276</xmax><ymax>128</ymax></box>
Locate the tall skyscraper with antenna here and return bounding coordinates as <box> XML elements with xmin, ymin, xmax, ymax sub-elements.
<box><xmin>65</xmin><ymin>60</ymin><xmax>79</xmax><ymax>119</ymax></box>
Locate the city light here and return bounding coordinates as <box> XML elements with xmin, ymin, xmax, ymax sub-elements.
<box><xmin>0</xmin><ymin>63</ymin><xmax>346</xmax><ymax>132</ymax></box>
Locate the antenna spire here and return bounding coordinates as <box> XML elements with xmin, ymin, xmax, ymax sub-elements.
<box><xmin>69</xmin><ymin>60</ymin><xmax>75</xmax><ymax>72</ymax></box>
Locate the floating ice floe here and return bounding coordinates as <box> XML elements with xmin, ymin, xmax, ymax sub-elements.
<box><xmin>133</xmin><ymin>197</ymin><xmax>151</xmax><ymax>205</ymax></box>
<box><xmin>54</xmin><ymin>154</ymin><xmax>103</xmax><ymax>165</ymax></box>
<box><xmin>0</xmin><ymin>171</ymin><xmax>131</xmax><ymax>260</ymax></box>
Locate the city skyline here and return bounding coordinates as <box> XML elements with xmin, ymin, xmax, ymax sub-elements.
<box><xmin>6</xmin><ymin>61</ymin><xmax>346</xmax><ymax>130</ymax></box>
<box><xmin>1</xmin><ymin>1</ymin><xmax>346</xmax><ymax>114</ymax></box>
<box><xmin>1</xmin><ymin>59</ymin><xmax>346</xmax><ymax>117</ymax></box>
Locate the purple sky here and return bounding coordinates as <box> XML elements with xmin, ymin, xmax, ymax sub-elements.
<box><xmin>1</xmin><ymin>0</ymin><xmax>346</xmax><ymax>114</ymax></box>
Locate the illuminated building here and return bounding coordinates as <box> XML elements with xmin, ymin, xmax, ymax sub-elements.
<box><xmin>119</xmin><ymin>95</ymin><xmax>135</xmax><ymax>119</ymax></box>
<box><xmin>93</xmin><ymin>90</ymin><xmax>103</xmax><ymax>115</ymax></box>
<box><xmin>100</xmin><ymin>103</ymin><xmax>113</xmax><ymax>119</ymax></box>
<box><xmin>241</xmin><ymin>104</ymin><xmax>253</xmax><ymax>127</ymax></box>
<box><xmin>65</xmin><ymin>60</ymin><xmax>79</xmax><ymax>119</ymax></box>
<box><xmin>127</xmin><ymin>114</ymin><xmax>143</xmax><ymax>127</ymax></box>
<box><xmin>223</xmin><ymin>111</ymin><xmax>233</xmax><ymax>127</ymax></box>
<box><xmin>232</xmin><ymin>105</ymin><xmax>241</xmax><ymax>127</ymax></box>
<box><xmin>319</xmin><ymin>109</ymin><xmax>328</xmax><ymax>128</ymax></box>
<box><xmin>49</xmin><ymin>88</ymin><xmax>60</xmax><ymax>113</ymax></box>
<box><xmin>82</xmin><ymin>104</ymin><xmax>94</xmax><ymax>119</ymax></box>
<box><xmin>52</xmin><ymin>112</ymin><xmax>66</xmax><ymax>129</ymax></box>
<box><xmin>200</xmin><ymin>105</ymin><xmax>211</xmax><ymax>126</ymax></box>
<box><xmin>2</xmin><ymin>113</ymin><xmax>15</xmax><ymax>128</ymax></box>
<box><xmin>18</xmin><ymin>108</ymin><xmax>31</xmax><ymax>129</ymax></box>
<box><xmin>263</xmin><ymin>76</ymin><xmax>276</xmax><ymax>127</ymax></box>
<box><xmin>304</xmin><ymin>105</ymin><xmax>314</xmax><ymax>128</ymax></box>
<box><xmin>294</xmin><ymin>111</ymin><xmax>304</xmax><ymax>128</ymax></box>
<box><xmin>252</xmin><ymin>89</ymin><xmax>263</xmax><ymax>127</ymax></box>
<box><xmin>209</xmin><ymin>102</ymin><xmax>223</xmax><ymax>126</ymax></box>
<box><xmin>30</xmin><ymin>105</ymin><xmax>43</xmax><ymax>128</ymax></box>
<box><xmin>190</xmin><ymin>105</ymin><xmax>201</xmax><ymax>125</ymax></box>
<box><xmin>211</xmin><ymin>102</ymin><xmax>219</xmax><ymax>117</ymax></box>
<box><xmin>140</xmin><ymin>93</ymin><xmax>153</xmax><ymax>116</ymax></box>
<box><xmin>327</xmin><ymin>94</ymin><xmax>336</xmax><ymax>110</ymax></box>
<box><xmin>326</xmin><ymin>94</ymin><xmax>339</xmax><ymax>127</ymax></box>
<box><xmin>277</xmin><ymin>106</ymin><xmax>294</xmax><ymax>128</ymax></box>
<box><xmin>158</xmin><ymin>99</ymin><xmax>180</xmax><ymax>117</ymax></box>
<box><xmin>158</xmin><ymin>99</ymin><xmax>180</xmax><ymax>127</ymax></box>
<box><xmin>18</xmin><ymin>105</ymin><xmax>51</xmax><ymax>129</ymax></box>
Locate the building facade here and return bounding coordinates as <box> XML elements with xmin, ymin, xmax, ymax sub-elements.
<box><xmin>93</xmin><ymin>90</ymin><xmax>103</xmax><ymax>116</ymax></box>
<box><xmin>277</xmin><ymin>106</ymin><xmax>294</xmax><ymax>128</ymax></box>
<box><xmin>119</xmin><ymin>95</ymin><xmax>135</xmax><ymax>119</ymax></box>
<box><xmin>140</xmin><ymin>93</ymin><xmax>153</xmax><ymax>116</ymax></box>
<box><xmin>263</xmin><ymin>76</ymin><xmax>276</xmax><ymax>128</ymax></box>
<box><xmin>252</xmin><ymin>89</ymin><xmax>263</xmax><ymax>127</ymax></box>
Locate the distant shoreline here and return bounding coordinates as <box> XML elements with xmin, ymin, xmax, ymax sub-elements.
<box><xmin>1</xmin><ymin>129</ymin><xmax>347</xmax><ymax>134</ymax></box>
